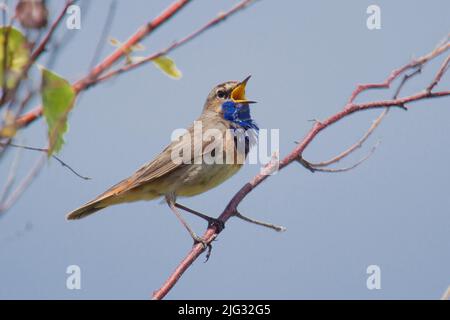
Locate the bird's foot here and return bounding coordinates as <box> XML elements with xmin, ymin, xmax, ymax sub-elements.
<box><xmin>192</xmin><ymin>233</ymin><xmax>209</xmax><ymax>249</ymax></box>
<box><xmin>192</xmin><ymin>233</ymin><xmax>217</xmax><ymax>262</ymax></box>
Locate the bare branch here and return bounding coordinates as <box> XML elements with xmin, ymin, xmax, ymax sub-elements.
<box><xmin>427</xmin><ymin>55</ymin><xmax>450</xmax><ymax>93</ymax></box>
<box><xmin>303</xmin><ymin>65</ymin><xmax>424</xmax><ymax>170</ymax></box>
<box><xmin>304</xmin><ymin>113</ymin><xmax>386</xmax><ymax>169</ymax></box>
<box><xmin>235</xmin><ymin>211</ymin><xmax>286</xmax><ymax>232</ymax></box>
<box><xmin>29</xmin><ymin>1</ymin><xmax>75</xmax><ymax>62</ymax></box>
<box><xmin>297</xmin><ymin>140</ymin><xmax>380</xmax><ymax>173</ymax></box>
<box><xmin>347</xmin><ymin>38</ymin><xmax>449</xmax><ymax>104</ymax></box>
<box><xmin>152</xmin><ymin>39</ymin><xmax>450</xmax><ymax>300</ymax></box>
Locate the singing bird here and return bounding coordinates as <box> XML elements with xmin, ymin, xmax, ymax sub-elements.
<box><xmin>67</xmin><ymin>76</ymin><xmax>258</xmax><ymax>245</ymax></box>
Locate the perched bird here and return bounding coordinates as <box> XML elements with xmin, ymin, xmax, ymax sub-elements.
<box><xmin>67</xmin><ymin>76</ymin><xmax>258</xmax><ymax>245</ymax></box>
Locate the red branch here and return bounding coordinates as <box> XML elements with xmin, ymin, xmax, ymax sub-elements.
<box><xmin>152</xmin><ymin>41</ymin><xmax>450</xmax><ymax>299</ymax></box>
<box><xmin>15</xmin><ymin>0</ymin><xmax>257</xmax><ymax>129</ymax></box>
<box><xmin>15</xmin><ymin>0</ymin><xmax>192</xmax><ymax>127</ymax></box>
<box><xmin>29</xmin><ymin>1</ymin><xmax>74</xmax><ymax>62</ymax></box>
<box><xmin>93</xmin><ymin>0</ymin><xmax>257</xmax><ymax>84</ymax></box>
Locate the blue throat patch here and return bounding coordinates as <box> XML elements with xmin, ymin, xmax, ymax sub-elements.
<box><xmin>221</xmin><ymin>101</ymin><xmax>259</xmax><ymax>131</ymax></box>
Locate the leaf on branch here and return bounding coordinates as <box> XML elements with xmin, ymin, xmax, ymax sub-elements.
<box><xmin>40</xmin><ymin>68</ymin><xmax>76</xmax><ymax>156</ymax></box>
<box><xmin>0</xmin><ymin>26</ymin><xmax>30</xmax><ymax>89</ymax></box>
<box><xmin>109</xmin><ymin>37</ymin><xmax>145</xmax><ymax>64</ymax></box>
<box><xmin>152</xmin><ymin>56</ymin><xmax>182</xmax><ymax>80</ymax></box>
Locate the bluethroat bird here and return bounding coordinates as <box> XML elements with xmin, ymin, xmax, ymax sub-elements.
<box><xmin>67</xmin><ymin>76</ymin><xmax>263</xmax><ymax>246</ymax></box>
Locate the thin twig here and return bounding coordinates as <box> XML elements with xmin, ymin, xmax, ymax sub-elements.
<box><xmin>0</xmin><ymin>1</ymin><xmax>75</xmax><ymax>106</ymax></box>
<box><xmin>152</xmin><ymin>39</ymin><xmax>450</xmax><ymax>300</ymax></box>
<box><xmin>0</xmin><ymin>89</ymin><xmax>35</xmax><ymax>161</ymax></box>
<box><xmin>0</xmin><ymin>0</ymin><xmax>192</xmax><ymax>216</ymax></box>
<box><xmin>235</xmin><ymin>211</ymin><xmax>286</xmax><ymax>232</ymax></box>
<box><xmin>74</xmin><ymin>0</ymin><xmax>117</xmax><ymax>107</ymax></box>
<box><xmin>298</xmin><ymin>141</ymin><xmax>380</xmax><ymax>173</ymax></box>
<box><xmin>427</xmin><ymin>55</ymin><xmax>450</xmax><ymax>92</ymax></box>
<box><xmin>0</xmin><ymin>154</ymin><xmax>45</xmax><ymax>215</ymax></box>
<box><xmin>88</xmin><ymin>0</ymin><xmax>117</xmax><ymax>71</ymax></box>
<box><xmin>29</xmin><ymin>0</ymin><xmax>76</xmax><ymax>62</ymax></box>
<box><xmin>94</xmin><ymin>0</ymin><xmax>257</xmax><ymax>85</ymax></box>
<box><xmin>0</xmin><ymin>142</ymin><xmax>91</xmax><ymax>180</ymax></box>
<box><xmin>394</xmin><ymin>67</ymin><xmax>422</xmax><ymax>99</ymax></box>
<box><xmin>346</xmin><ymin>38</ymin><xmax>449</xmax><ymax>104</ymax></box>
<box><xmin>303</xmin><ymin>66</ymin><xmax>424</xmax><ymax>169</ymax></box>
<box><xmin>13</xmin><ymin>88</ymin><xmax>34</xmax><ymax>119</ymax></box>
<box><xmin>301</xmin><ymin>114</ymin><xmax>386</xmax><ymax>168</ymax></box>
<box><xmin>0</xmin><ymin>142</ymin><xmax>21</xmax><ymax>204</ymax></box>
<box><xmin>15</xmin><ymin>0</ymin><xmax>192</xmax><ymax>128</ymax></box>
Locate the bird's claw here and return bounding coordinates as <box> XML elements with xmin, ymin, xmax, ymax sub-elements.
<box><xmin>192</xmin><ymin>234</ymin><xmax>209</xmax><ymax>249</ymax></box>
<box><xmin>192</xmin><ymin>234</ymin><xmax>215</xmax><ymax>262</ymax></box>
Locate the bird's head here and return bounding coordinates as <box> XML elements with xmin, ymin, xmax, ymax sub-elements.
<box><xmin>203</xmin><ymin>75</ymin><xmax>258</xmax><ymax>131</ymax></box>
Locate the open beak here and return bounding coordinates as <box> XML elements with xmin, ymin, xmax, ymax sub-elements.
<box><xmin>231</xmin><ymin>75</ymin><xmax>257</xmax><ymax>104</ymax></box>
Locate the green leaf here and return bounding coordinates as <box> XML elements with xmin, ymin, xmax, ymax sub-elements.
<box><xmin>109</xmin><ymin>37</ymin><xmax>145</xmax><ymax>64</ymax></box>
<box><xmin>0</xmin><ymin>26</ymin><xmax>30</xmax><ymax>89</ymax></box>
<box><xmin>152</xmin><ymin>56</ymin><xmax>182</xmax><ymax>79</ymax></box>
<box><xmin>40</xmin><ymin>68</ymin><xmax>76</xmax><ymax>155</ymax></box>
<box><xmin>109</xmin><ymin>37</ymin><xmax>145</xmax><ymax>52</ymax></box>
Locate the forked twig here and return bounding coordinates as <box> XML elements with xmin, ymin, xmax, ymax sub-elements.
<box><xmin>152</xmin><ymin>40</ymin><xmax>450</xmax><ymax>300</ymax></box>
<box><xmin>235</xmin><ymin>211</ymin><xmax>286</xmax><ymax>232</ymax></box>
<box><xmin>298</xmin><ymin>141</ymin><xmax>380</xmax><ymax>173</ymax></box>
<box><xmin>299</xmin><ymin>64</ymin><xmax>424</xmax><ymax>172</ymax></box>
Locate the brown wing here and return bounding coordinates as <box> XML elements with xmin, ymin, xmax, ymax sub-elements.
<box><xmin>88</xmin><ymin>136</ymin><xmax>186</xmax><ymax>200</ymax></box>
<box><xmin>66</xmin><ymin>139</ymin><xmax>184</xmax><ymax>220</ymax></box>
<box><xmin>123</xmin><ymin>111</ymin><xmax>229</xmax><ymax>190</ymax></box>
<box><xmin>67</xmin><ymin>112</ymin><xmax>231</xmax><ymax>220</ymax></box>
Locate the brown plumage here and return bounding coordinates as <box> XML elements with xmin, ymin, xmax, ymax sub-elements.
<box><xmin>67</xmin><ymin>79</ymin><xmax>255</xmax><ymax>220</ymax></box>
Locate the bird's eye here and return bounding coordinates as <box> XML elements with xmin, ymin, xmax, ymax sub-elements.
<box><xmin>216</xmin><ymin>90</ymin><xmax>226</xmax><ymax>99</ymax></box>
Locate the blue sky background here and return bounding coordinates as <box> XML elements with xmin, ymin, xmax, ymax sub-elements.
<box><xmin>0</xmin><ymin>0</ymin><xmax>449</xmax><ymax>299</ymax></box>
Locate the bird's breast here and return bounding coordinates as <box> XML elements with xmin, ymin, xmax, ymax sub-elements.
<box><xmin>174</xmin><ymin>162</ymin><xmax>243</xmax><ymax>197</ymax></box>
<box><xmin>156</xmin><ymin>115</ymin><xmax>256</xmax><ymax>198</ymax></box>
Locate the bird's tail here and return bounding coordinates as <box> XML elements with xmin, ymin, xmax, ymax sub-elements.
<box><xmin>66</xmin><ymin>174</ymin><xmax>161</xmax><ymax>220</ymax></box>
<box><xmin>66</xmin><ymin>174</ymin><xmax>138</xmax><ymax>220</ymax></box>
<box><xmin>66</xmin><ymin>198</ymin><xmax>111</xmax><ymax>220</ymax></box>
